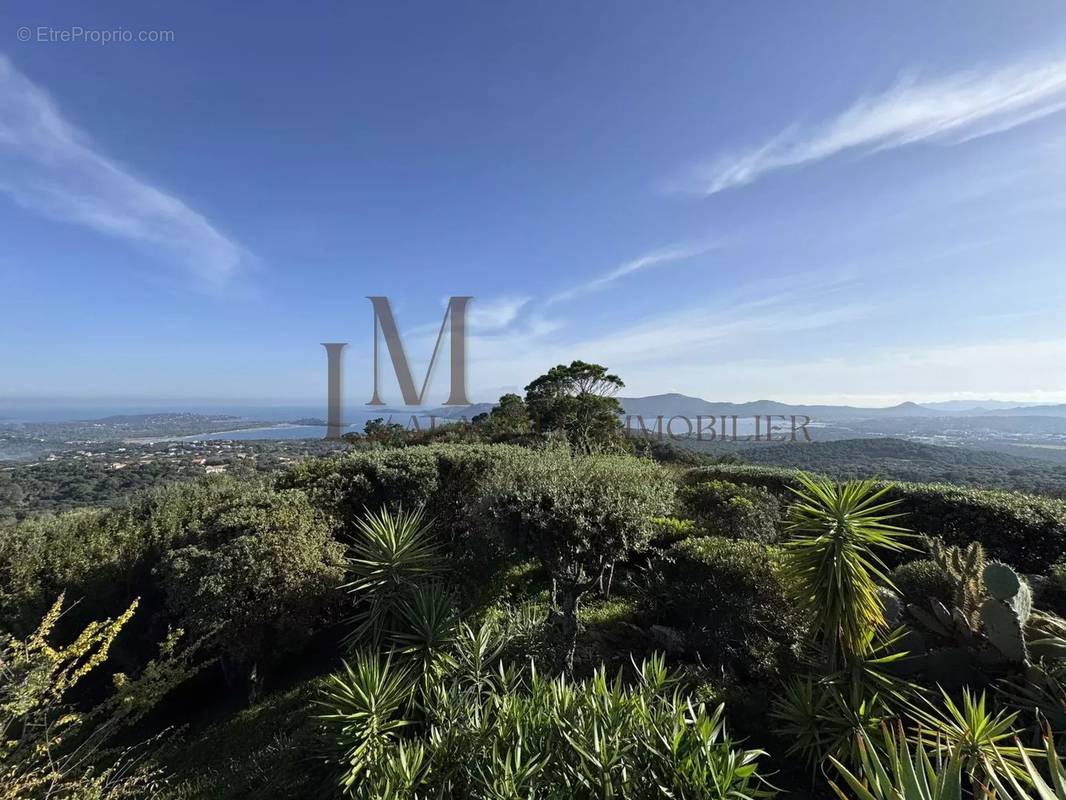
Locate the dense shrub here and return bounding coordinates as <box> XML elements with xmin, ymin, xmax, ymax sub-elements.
<box><xmin>683</xmin><ymin>464</ymin><xmax>1066</xmax><ymax>571</ymax></box>
<box><xmin>648</xmin><ymin>516</ymin><xmax>697</xmax><ymax>546</ymax></box>
<box><xmin>0</xmin><ymin>478</ymin><xmax>257</xmax><ymax>641</ymax></box>
<box><xmin>648</xmin><ymin>536</ymin><xmax>800</xmax><ymax>681</ymax></box>
<box><xmin>277</xmin><ymin>447</ymin><xmax>442</xmax><ymax>523</ymax></box>
<box><xmin>677</xmin><ymin>479</ymin><xmax>782</xmax><ymax>543</ymax></box>
<box><xmin>480</xmin><ymin>447</ymin><xmax>675</xmax><ymax>670</ymax></box>
<box><xmin>1036</xmin><ymin>560</ymin><xmax>1066</xmax><ymax>619</ymax></box>
<box><xmin>889</xmin><ymin>557</ymin><xmax>955</xmax><ymax>607</ymax></box>
<box><xmin>157</xmin><ymin>488</ymin><xmax>345</xmax><ymax>698</ymax></box>
<box><xmin>0</xmin><ymin>478</ymin><xmax>345</xmax><ymax>686</ymax></box>
<box><xmin>0</xmin><ymin>507</ymin><xmax>124</xmax><ymax>637</ymax></box>
<box><xmin>277</xmin><ymin>444</ymin><xmax>529</xmax><ymax>598</ymax></box>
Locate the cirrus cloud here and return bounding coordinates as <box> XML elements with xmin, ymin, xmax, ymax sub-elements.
<box><xmin>0</xmin><ymin>54</ymin><xmax>249</xmax><ymax>291</ymax></box>
<box><xmin>683</xmin><ymin>57</ymin><xmax>1066</xmax><ymax>196</ymax></box>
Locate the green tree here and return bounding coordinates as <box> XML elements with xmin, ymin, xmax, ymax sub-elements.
<box><xmin>476</xmin><ymin>393</ymin><xmax>532</xmax><ymax>438</ymax></box>
<box><xmin>362</xmin><ymin>418</ymin><xmax>410</xmax><ymax>445</ymax></box>
<box><xmin>523</xmin><ymin>361</ymin><xmax>625</xmax><ymax>452</ymax></box>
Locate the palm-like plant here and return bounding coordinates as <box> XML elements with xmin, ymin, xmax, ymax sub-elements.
<box><xmin>774</xmin><ymin>674</ymin><xmax>895</xmax><ymax>773</ymax></box>
<box><xmin>828</xmin><ymin>722</ymin><xmax>964</xmax><ymax>800</ymax></box>
<box><xmin>343</xmin><ymin>506</ymin><xmax>442</xmax><ymax>645</ymax></box>
<box><xmin>393</xmin><ymin>583</ymin><xmax>458</xmax><ymax>674</ymax></box>
<box><xmin>912</xmin><ymin>689</ymin><xmax>1034</xmax><ymax>790</ymax></box>
<box><xmin>782</xmin><ymin>473</ymin><xmax>912</xmax><ymax>666</ymax></box>
<box><xmin>317</xmin><ymin>650</ymin><xmax>416</xmax><ymax>793</ymax></box>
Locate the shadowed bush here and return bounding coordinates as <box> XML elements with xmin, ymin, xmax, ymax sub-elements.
<box><xmin>648</xmin><ymin>536</ymin><xmax>801</xmax><ymax>681</ymax></box>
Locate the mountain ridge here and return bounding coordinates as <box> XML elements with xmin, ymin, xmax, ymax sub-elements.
<box><xmin>616</xmin><ymin>393</ymin><xmax>1066</xmax><ymax>419</ymax></box>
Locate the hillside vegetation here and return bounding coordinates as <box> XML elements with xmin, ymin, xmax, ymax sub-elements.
<box><xmin>6</xmin><ymin>364</ymin><xmax>1066</xmax><ymax>799</ymax></box>
<box><xmin>674</xmin><ymin>436</ymin><xmax>1066</xmax><ymax>496</ymax></box>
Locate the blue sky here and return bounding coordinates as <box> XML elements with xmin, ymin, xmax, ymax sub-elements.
<box><xmin>2</xmin><ymin>1</ymin><xmax>1066</xmax><ymax>407</ymax></box>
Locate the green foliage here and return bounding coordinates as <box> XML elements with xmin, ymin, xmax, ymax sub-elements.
<box><xmin>1</xmin><ymin>477</ymin><xmax>348</xmax><ymax>685</ymax></box>
<box><xmin>277</xmin><ymin>444</ymin><xmax>526</xmax><ymax>600</ymax></box>
<box><xmin>771</xmin><ymin>628</ymin><xmax>917</xmax><ymax>774</ymax></box>
<box><xmin>773</xmin><ymin>674</ymin><xmax>894</xmax><ymax>777</ymax></box>
<box><xmin>481</xmin><ymin>447</ymin><xmax>674</xmax><ymax>670</ymax></box>
<box><xmin>649</xmin><ymin>515</ymin><xmax>698</xmax><ymax>545</ymax></box>
<box><xmin>648</xmin><ymin>536</ymin><xmax>800</xmax><ymax>681</ymax></box>
<box><xmin>342</xmin><ymin>506</ymin><xmax>443</xmax><ymax>646</ymax></box>
<box><xmin>523</xmin><ymin>360</ymin><xmax>626</xmax><ymax>453</ymax></box>
<box><xmin>16</xmin><ymin>434</ymin><xmax>1066</xmax><ymax>799</ymax></box>
<box><xmin>912</xmin><ymin>689</ymin><xmax>1033</xmax><ymax>789</ymax></box>
<box><xmin>393</xmin><ymin>583</ymin><xmax>459</xmax><ymax>669</ymax></box>
<box><xmin>681</xmin><ymin>463</ymin><xmax>1066</xmax><ymax>571</ymax></box>
<box><xmin>889</xmin><ymin>559</ymin><xmax>955</xmax><ymax>608</ymax></box>
<box><xmin>157</xmin><ymin>488</ymin><xmax>346</xmax><ymax>697</ymax></box>
<box><xmin>678</xmin><ymin>479</ymin><xmax>783</xmax><ymax>543</ymax></box>
<box><xmin>989</xmin><ymin>723</ymin><xmax>1066</xmax><ymax>799</ymax></box>
<box><xmin>155</xmin><ymin>679</ymin><xmax>327</xmax><ymax>800</ymax></box>
<box><xmin>319</xmin><ymin>648</ymin><xmax>774</xmax><ymax>800</ymax></box>
<box><xmin>780</xmin><ymin>473</ymin><xmax>913</xmax><ymax>665</ymax></box>
<box><xmin>477</xmin><ymin>393</ymin><xmax>532</xmax><ymax>439</ymax></box>
<box><xmin>318</xmin><ymin>650</ymin><xmax>417</xmax><ymax>793</ymax></box>
<box><xmin>1</xmin><ymin>595</ymin><xmax>194</xmax><ymax>799</ymax></box>
<box><xmin>1037</xmin><ymin>560</ymin><xmax>1066</xmax><ymax>622</ymax></box>
<box><xmin>360</xmin><ymin>417</ymin><xmax>411</xmax><ymax>446</ymax></box>
<box><xmin>827</xmin><ymin>722</ymin><xmax>965</xmax><ymax>800</ymax></box>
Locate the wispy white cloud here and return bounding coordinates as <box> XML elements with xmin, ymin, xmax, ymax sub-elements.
<box><xmin>466</xmin><ymin>295</ymin><xmax>530</xmax><ymax>332</ymax></box>
<box><xmin>684</xmin><ymin>58</ymin><xmax>1066</xmax><ymax>196</ymax></box>
<box><xmin>0</xmin><ymin>54</ymin><xmax>248</xmax><ymax>290</ymax></box>
<box><xmin>464</xmin><ymin>286</ymin><xmax>870</xmax><ymax>400</ymax></box>
<box><xmin>546</xmin><ymin>245</ymin><xmax>714</xmax><ymax>305</ymax></box>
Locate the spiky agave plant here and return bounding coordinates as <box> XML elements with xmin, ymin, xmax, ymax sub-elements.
<box><xmin>342</xmin><ymin>506</ymin><xmax>442</xmax><ymax>646</ymax></box>
<box><xmin>828</xmin><ymin>722</ymin><xmax>964</xmax><ymax>800</ymax></box>
<box><xmin>781</xmin><ymin>473</ymin><xmax>913</xmax><ymax>666</ymax></box>
<box><xmin>990</xmin><ymin>723</ymin><xmax>1066</xmax><ymax>799</ymax></box>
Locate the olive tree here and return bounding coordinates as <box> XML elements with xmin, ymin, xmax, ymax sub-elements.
<box><xmin>481</xmin><ymin>448</ymin><xmax>674</xmax><ymax>671</ymax></box>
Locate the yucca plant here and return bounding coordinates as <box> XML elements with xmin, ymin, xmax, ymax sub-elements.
<box><xmin>912</xmin><ymin>689</ymin><xmax>1035</xmax><ymax>791</ymax></box>
<box><xmin>781</xmin><ymin>473</ymin><xmax>913</xmax><ymax>666</ymax></box>
<box><xmin>372</xmin><ymin>741</ymin><xmax>433</xmax><ymax>799</ymax></box>
<box><xmin>773</xmin><ymin>674</ymin><xmax>895</xmax><ymax>773</ymax></box>
<box><xmin>392</xmin><ymin>583</ymin><xmax>458</xmax><ymax>673</ymax></box>
<box><xmin>828</xmin><ymin>722</ymin><xmax>964</xmax><ymax>800</ymax></box>
<box><xmin>342</xmin><ymin>506</ymin><xmax>442</xmax><ymax>646</ymax></box>
<box><xmin>317</xmin><ymin>650</ymin><xmax>416</xmax><ymax>793</ymax></box>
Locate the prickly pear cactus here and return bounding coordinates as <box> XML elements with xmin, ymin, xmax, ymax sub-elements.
<box><xmin>985</xmin><ymin>561</ymin><xmax>1021</xmax><ymax>601</ymax></box>
<box><xmin>980</xmin><ymin>561</ymin><xmax>1032</xmax><ymax>663</ymax></box>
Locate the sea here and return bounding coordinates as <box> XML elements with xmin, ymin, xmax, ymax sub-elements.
<box><xmin>0</xmin><ymin>401</ymin><xmax>459</xmax><ymax>441</ymax></box>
